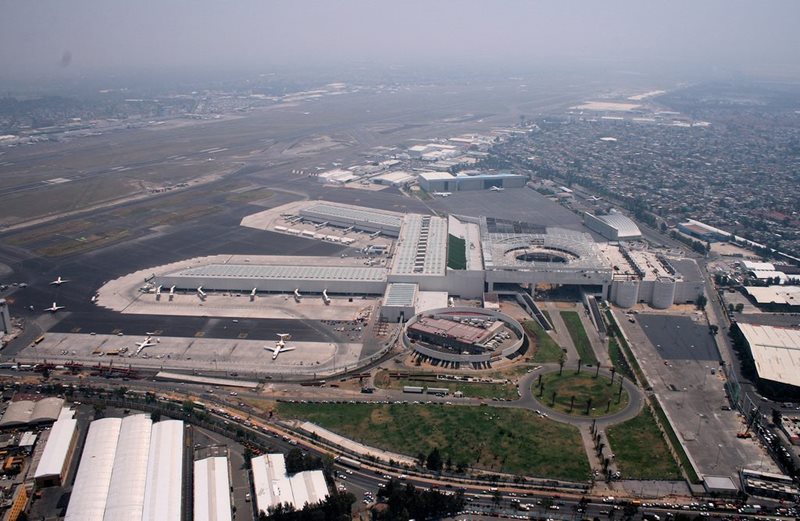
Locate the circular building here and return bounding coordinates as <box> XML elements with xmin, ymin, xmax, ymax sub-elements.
<box><xmin>403</xmin><ymin>307</ymin><xmax>525</xmax><ymax>366</ymax></box>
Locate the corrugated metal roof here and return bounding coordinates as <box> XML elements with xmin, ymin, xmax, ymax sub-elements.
<box><xmin>597</xmin><ymin>213</ymin><xmax>642</xmax><ymax>238</ymax></box>
<box><xmin>194</xmin><ymin>457</ymin><xmax>232</xmax><ymax>521</ymax></box>
<box><xmin>0</xmin><ymin>397</ymin><xmax>64</xmax><ymax>427</ymax></box>
<box><xmin>301</xmin><ymin>203</ymin><xmax>403</xmax><ymax>229</ymax></box>
<box><xmin>391</xmin><ymin>214</ymin><xmax>448</xmax><ymax>276</ymax></box>
<box><xmin>142</xmin><ymin>420</ymin><xmax>184</xmax><ymax>521</ymax></box>
<box><xmin>252</xmin><ymin>454</ymin><xmax>293</xmax><ymax>513</ymax></box>
<box><xmin>65</xmin><ymin>418</ymin><xmax>122</xmax><ymax>521</ymax></box>
<box><xmin>383</xmin><ymin>283</ymin><xmax>417</xmax><ymax>307</ymax></box>
<box><xmin>169</xmin><ymin>264</ymin><xmax>387</xmax><ymax>282</ymax></box>
<box><xmin>34</xmin><ymin>408</ymin><xmax>76</xmax><ymax>479</ymax></box>
<box><xmin>103</xmin><ymin>414</ymin><xmax>152</xmax><ymax>521</ymax></box>
<box><xmin>739</xmin><ymin>323</ymin><xmax>800</xmax><ymax>387</ymax></box>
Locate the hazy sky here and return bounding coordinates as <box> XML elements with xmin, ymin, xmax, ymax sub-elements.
<box><xmin>2</xmin><ymin>0</ymin><xmax>799</xmax><ymax>81</ymax></box>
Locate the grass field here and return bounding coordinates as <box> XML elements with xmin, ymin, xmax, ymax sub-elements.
<box><xmin>533</xmin><ymin>372</ymin><xmax>629</xmax><ymax>417</ymax></box>
<box><xmin>522</xmin><ymin>320</ymin><xmax>564</xmax><ymax>363</ymax></box>
<box><xmin>606</xmin><ymin>409</ymin><xmax>682</xmax><ymax>480</ymax></box>
<box><xmin>374</xmin><ymin>371</ymin><xmax>519</xmax><ymax>400</ymax></box>
<box><xmin>278</xmin><ymin>402</ymin><xmax>590</xmax><ymax>480</ymax></box>
<box><xmin>560</xmin><ymin>311</ymin><xmax>598</xmax><ymax>365</ymax></box>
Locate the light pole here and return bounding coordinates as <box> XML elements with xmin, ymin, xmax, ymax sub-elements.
<box><xmin>714</xmin><ymin>443</ymin><xmax>723</xmax><ymax>468</ymax></box>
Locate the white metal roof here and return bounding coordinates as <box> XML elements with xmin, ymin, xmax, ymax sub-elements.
<box><xmin>34</xmin><ymin>408</ymin><xmax>76</xmax><ymax>479</ymax></box>
<box><xmin>252</xmin><ymin>454</ymin><xmax>293</xmax><ymax>514</ymax></box>
<box><xmin>391</xmin><ymin>214</ymin><xmax>448</xmax><ymax>276</ymax></box>
<box><xmin>142</xmin><ymin>420</ymin><xmax>184</xmax><ymax>521</ymax></box>
<box><xmin>418</xmin><ymin>171</ymin><xmax>455</xmax><ymax>181</ymax></box>
<box><xmin>383</xmin><ymin>283</ymin><xmax>418</xmax><ymax>308</ymax></box>
<box><xmin>742</xmin><ymin>260</ymin><xmax>775</xmax><ymax>271</ymax></box>
<box><xmin>65</xmin><ymin>418</ymin><xmax>122</xmax><ymax>521</ymax></box>
<box><xmin>597</xmin><ymin>213</ymin><xmax>642</xmax><ymax>238</ymax></box>
<box><xmin>744</xmin><ymin>286</ymin><xmax>800</xmax><ymax>306</ymax></box>
<box><xmin>168</xmin><ymin>263</ymin><xmax>387</xmax><ymax>282</ymax></box>
<box><xmin>289</xmin><ymin>470</ymin><xmax>328</xmax><ymax>508</ymax></box>
<box><xmin>300</xmin><ymin>202</ymin><xmax>403</xmax><ymax>230</ymax></box>
<box><xmin>194</xmin><ymin>457</ymin><xmax>232</xmax><ymax>521</ymax></box>
<box><xmin>739</xmin><ymin>323</ymin><xmax>800</xmax><ymax>387</ymax></box>
<box><xmin>103</xmin><ymin>414</ymin><xmax>152</xmax><ymax>521</ymax></box>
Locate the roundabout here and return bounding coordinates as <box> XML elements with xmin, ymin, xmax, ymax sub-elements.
<box><xmin>530</xmin><ymin>370</ymin><xmax>630</xmax><ymax>418</ymax></box>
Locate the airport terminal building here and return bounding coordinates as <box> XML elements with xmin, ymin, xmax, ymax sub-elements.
<box><xmin>154</xmin><ymin>202</ymin><xmax>703</xmax><ymax>315</ymax></box>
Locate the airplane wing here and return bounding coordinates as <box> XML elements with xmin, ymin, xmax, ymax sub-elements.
<box><xmin>281</xmin><ymin>347</ymin><xmax>296</xmax><ymax>353</ymax></box>
<box><xmin>264</xmin><ymin>346</ymin><xmax>277</xmax><ymax>352</ymax></box>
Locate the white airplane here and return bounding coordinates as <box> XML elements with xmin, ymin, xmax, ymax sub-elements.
<box><xmin>264</xmin><ymin>333</ymin><xmax>295</xmax><ymax>360</ymax></box>
<box><xmin>134</xmin><ymin>336</ymin><xmax>157</xmax><ymax>355</ymax></box>
<box><xmin>44</xmin><ymin>302</ymin><xmax>65</xmax><ymax>313</ymax></box>
<box><xmin>50</xmin><ymin>276</ymin><xmax>70</xmax><ymax>286</ymax></box>
<box><xmin>489</xmin><ymin>186</ymin><xmax>505</xmax><ymax>192</ymax></box>
<box><xmin>432</xmin><ymin>192</ymin><xmax>452</xmax><ymax>197</ymax></box>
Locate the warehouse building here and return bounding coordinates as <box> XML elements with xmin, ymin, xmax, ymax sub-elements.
<box><xmin>737</xmin><ymin>324</ymin><xmax>800</xmax><ymax>392</ymax></box>
<box><xmin>251</xmin><ymin>453</ymin><xmax>328</xmax><ymax>514</ymax></box>
<box><xmin>0</xmin><ymin>396</ymin><xmax>64</xmax><ymax>429</ymax></box>
<box><xmin>418</xmin><ymin>172</ymin><xmax>526</xmax><ymax>193</ymax></box>
<box><xmin>142</xmin><ymin>420</ymin><xmax>184</xmax><ymax>521</ymax></box>
<box><xmin>63</xmin><ymin>417</ymin><xmax>184</xmax><ymax>521</ymax></box>
<box><xmin>584</xmin><ymin>211</ymin><xmax>642</xmax><ymax>241</ymax></box>
<box><xmin>104</xmin><ymin>414</ymin><xmax>152</xmax><ymax>521</ymax></box>
<box><xmin>194</xmin><ymin>456</ymin><xmax>232</xmax><ymax>521</ymax></box>
<box><xmin>65</xmin><ymin>418</ymin><xmax>122</xmax><ymax>521</ymax></box>
<box><xmin>33</xmin><ymin>408</ymin><xmax>78</xmax><ymax>487</ymax></box>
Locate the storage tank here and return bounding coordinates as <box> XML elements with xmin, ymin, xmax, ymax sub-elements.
<box><xmin>651</xmin><ymin>277</ymin><xmax>677</xmax><ymax>309</ymax></box>
<box><xmin>612</xmin><ymin>280</ymin><xmax>639</xmax><ymax>308</ymax></box>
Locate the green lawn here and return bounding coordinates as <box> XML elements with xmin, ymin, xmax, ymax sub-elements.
<box><xmin>606</xmin><ymin>409</ymin><xmax>682</xmax><ymax>480</ymax></box>
<box><xmin>278</xmin><ymin>402</ymin><xmax>590</xmax><ymax>480</ymax></box>
<box><xmin>374</xmin><ymin>371</ymin><xmax>519</xmax><ymax>400</ymax></box>
<box><xmin>447</xmin><ymin>234</ymin><xmax>467</xmax><ymax>270</ymax></box>
<box><xmin>522</xmin><ymin>320</ymin><xmax>564</xmax><ymax>363</ymax></box>
<box><xmin>533</xmin><ymin>372</ymin><xmax>629</xmax><ymax>417</ymax></box>
<box><xmin>608</xmin><ymin>337</ymin><xmax>635</xmax><ymax>379</ymax></box>
<box><xmin>560</xmin><ymin>311</ymin><xmax>598</xmax><ymax>365</ymax></box>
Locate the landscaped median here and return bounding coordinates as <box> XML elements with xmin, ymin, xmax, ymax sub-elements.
<box><xmin>560</xmin><ymin>311</ymin><xmax>599</xmax><ymax>365</ymax></box>
<box><xmin>522</xmin><ymin>320</ymin><xmax>564</xmax><ymax>363</ymax></box>
<box><xmin>277</xmin><ymin>402</ymin><xmax>591</xmax><ymax>481</ymax></box>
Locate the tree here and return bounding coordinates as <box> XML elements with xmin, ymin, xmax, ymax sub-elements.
<box><xmin>150</xmin><ymin>411</ymin><xmax>161</xmax><ymax>423</ymax></box>
<box><xmin>576</xmin><ymin>358</ymin><xmax>583</xmax><ymax>374</ymax></box>
<box><xmin>558</xmin><ymin>354</ymin><xmax>565</xmax><ymax>375</ymax></box>
<box><xmin>492</xmin><ymin>489</ymin><xmax>502</xmax><ymax>510</ymax></box>
<box><xmin>772</xmin><ymin>408</ymin><xmax>783</xmax><ymax>426</ymax></box>
<box><xmin>426</xmin><ymin>447</ymin><xmax>443</xmax><ymax>472</ymax></box>
<box><xmin>696</xmin><ymin>294</ymin><xmax>708</xmax><ymax>310</ymax></box>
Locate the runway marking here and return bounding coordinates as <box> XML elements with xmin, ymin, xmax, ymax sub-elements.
<box><xmin>237</xmin><ymin>332</ymin><xmax>248</xmax><ymax>339</ymax></box>
<box><xmin>195</xmin><ymin>331</ymin><xmax>205</xmax><ymax>338</ymax></box>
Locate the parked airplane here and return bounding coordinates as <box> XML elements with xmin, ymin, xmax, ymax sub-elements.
<box><xmin>489</xmin><ymin>186</ymin><xmax>505</xmax><ymax>192</ymax></box>
<box><xmin>432</xmin><ymin>192</ymin><xmax>452</xmax><ymax>197</ymax></box>
<box><xmin>134</xmin><ymin>336</ymin><xmax>157</xmax><ymax>355</ymax></box>
<box><xmin>50</xmin><ymin>276</ymin><xmax>70</xmax><ymax>286</ymax></box>
<box><xmin>44</xmin><ymin>302</ymin><xmax>65</xmax><ymax>313</ymax></box>
<box><xmin>265</xmin><ymin>333</ymin><xmax>295</xmax><ymax>360</ymax></box>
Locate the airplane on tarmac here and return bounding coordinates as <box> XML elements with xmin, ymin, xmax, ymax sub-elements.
<box><xmin>489</xmin><ymin>186</ymin><xmax>505</xmax><ymax>192</ymax></box>
<box><xmin>264</xmin><ymin>333</ymin><xmax>296</xmax><ymax>360</ymax></box>
<box><xmin>134</xmin><ymin>336</ymin><xmax>157</xmax><ymax>355</ymax></box>
<box><xmin>44</xmin><ymin>302</ymin><xmax>65</xmax><ymax>313</ymax></box>
<box><xmin>432</xmin><ymin>192</ymin><xmax>452</xmax><ymax>197</ymax></box>
<box><xmin>50</xmin><ymin>276</ymin><xmax>70</xmax><ymax>286</ymax></box>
